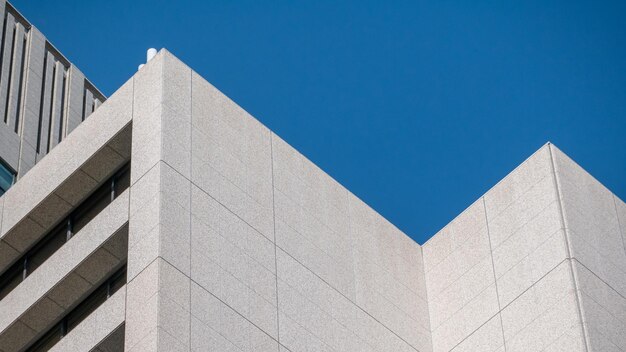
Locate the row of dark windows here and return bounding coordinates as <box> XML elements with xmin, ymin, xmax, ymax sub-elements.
<box><xmin>0</xmin><ymin>162</ymin><xmax>130</xmax><ymax>300</ymax></box>
<box><xmin>25</xmin><ymin>264</ymin><xmax>127</xmax><ymax>352</ymax></box>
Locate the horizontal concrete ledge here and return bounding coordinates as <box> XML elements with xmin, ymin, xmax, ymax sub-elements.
<box><xmin>0</xmin><ymin>191</ymin><xmax>129</xmax><ymax>351</ymax></box>
<box><xmin>0</xmin><ymin>123</ymin><xmax>131</xmax><ymax>277</ymax></box>
<box><xmin>49</xmin><ymin>286</ymin><xmax>126</xmax><ymax>352</ymax></box>
<box><xmin>0</xmin><ymin>78</ymin><xmax>133</xmax><ymax>244</ymax></box>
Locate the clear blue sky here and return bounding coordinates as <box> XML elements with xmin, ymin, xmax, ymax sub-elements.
<box><xmin>15</xmin><ymin>0</ymin><xmax>625</xmax><ymax>244</ymax></box>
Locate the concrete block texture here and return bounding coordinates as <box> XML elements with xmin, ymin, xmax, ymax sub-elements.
<box><xmin>6</xmin><ymin>44</ymin><xmax>625</xmax><ymax>352</ymax></box>
<box><xmin>550</xmin><ymin>145</ymin><xmax>626</xmax><ymax>351</ymax></box>
<box><xmin>424</xmin><ymin>142</ymin><xmax>626</xmax><ymax>352</ymax></box>
<box><xmin>125</xmin><ymin>50</ymin><xmax>624</xmax><ymax>352</ymax></box>
<box><xmin>124</xmin><ymin>49</ymin><xmax>432</xmax><ymax>352</ymax></box>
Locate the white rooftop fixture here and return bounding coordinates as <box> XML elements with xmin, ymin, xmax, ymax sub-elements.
<box><xmin>138</xmin><ymin>48</ymin><xmax>158</xmax><ymax>70</ymax></box>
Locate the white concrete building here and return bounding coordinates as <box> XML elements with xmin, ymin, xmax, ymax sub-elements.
<box><xmin>0</xmin><ymin>1</ymin><xmax>624</xmax><ymax>351</ymax></box>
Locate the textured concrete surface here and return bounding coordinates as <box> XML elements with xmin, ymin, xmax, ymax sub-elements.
<box><xmin>0</xmin><ymin>30</ymin><xmax>624</xmax><ymax>351</ymax></box>
<box><xmin>0</xmin><ymin>1</ymin><xmax>104</xmax><ymax>180</ymax></box>
<box><xmin>121</xmin><ymin>50</ymin><xmax>433</xmax><ymax>352</ymax></box>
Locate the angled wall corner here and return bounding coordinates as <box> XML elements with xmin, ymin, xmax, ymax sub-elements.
<box><xmin>550</xmin><ymin>144</ymin><xmax>626</xmax><ymax>351</ymax></box>
<box><xmin>124</xmin><ymin>49</ymin><xmax>432</xmax><ymax>352</ymax></box>
<box><xmin>125</xmin><ymin>50</ymin><xmax>193</xmax><ymax>352</ymax></box>
<box><xmin>423</xmin><ymin>143</ymin><xmax>590</xmax><ymax>352</ymax></box>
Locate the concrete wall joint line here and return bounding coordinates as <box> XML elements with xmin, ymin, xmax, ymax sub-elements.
<box><xmin>482</xmin><ymin>196</ymin><xmax>507</xmax><ymax>352</ymax></box>
<box><xmin>124</xmin><ymin>75</ymin><xmax>133</xmax><ymax>337</ymax></box>
<box><xmin>578</xmin><ymin>283</ymin><xmax>626</xmax><ymax>328</ymax></box>
<box><xmin>612</xmin><ymin>195</ymin><xmax>626</xmax><ymax>258</ymax></box>
<box><xmin>276</xmin><ymin>270</ymin><xmax>419</xmax><ymax>352</ymax></box>
<box><xmin>189</xmin><ymin>278</ymin><xmax>279</xmax><ymax>346</ymax></box>
<box><xmin>189</xmin><ymin>181</ymin><xmax>274</xmax><ymax>274</ymax></box>
<box><xmin>274</xmin><ymin>242</ymin><xmax>421</xmax><ymax>352</ymax></box>
<box><xmin>269</xmin><ymin>132</ymin><xmax>281</xmax><ymax>348</ymax></box>
<box><xmin>188</xmin><ymin>68</ymin><xmax>192</xmax><ymax>352</ymax></box>
<box><xmin>423</xmin><ymin>221</ymin><xmax>489</xmax><ymax>275</ymax></box>
<box><xmin>445</xmin><ymin>310</ymin><xmax>502</xmax><ymax>352</ymax></box>
<box><xmin>547</xmin><ymin>144</ymin><xmax>590</xmax><ymax>352</ymax></box>
<box><xmin>420</xmin><ymin>244</ymin><xmax>434</xmax><ymax>335</ymax></box>
<box><xmin>493</xmin><ymin>227</ymin><xmax>564</xmax><ymax>283</ymax></box>
<box><xmin>572</xmin><ymin>258</ymin><xmax>626</xmax><ymax>301</ymax></box>
<box><xmin>566</xmin><ymin>227</ymin><xmax>626</xmax><ymax>276</ymax></box>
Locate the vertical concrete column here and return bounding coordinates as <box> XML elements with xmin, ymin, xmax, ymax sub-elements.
<box><xmin>5</xmin><ymin>22</ymin><xmax>26</xmax><ymax>133</ymax></box>
<box><xmin>36</xmin><ymin>51</ymin><xmax>55</xmax><ymax>160</ymax></box>
<box><xmin>66</xmin><ymin>66</ymin><xmax>86</xmax><ymax>134</ymax></box>
<box><xmin>47</xmin><ymin>61</ymin><xmax>65</xmax><ymax>150</ymax></box>
<box><xmin>0</xmin><ymin>1</ymin><xmax>5</xmax><ymax>50</ymax></box>
<box><xmin>125</xmin><ymin>50</ymin><xmax>192</xmax><ymax>352</ymax></box>
<box><xmin>551</xmin><ymin>145</ymin><xmax>626</xmax><ymax>350</ymax></box>
<box><xmin>18</xmin><ymin>28</ymin><xmax>46</xmax><ymax>176</ymax></box>
<box><xmin>0</xmin><ymin>13</ymin><xmax>15</xmax><ymax>119</ymax></box>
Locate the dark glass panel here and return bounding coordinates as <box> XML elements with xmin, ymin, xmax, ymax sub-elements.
<box><xmin>113</xmin><ymin>165</ymin><xmax>130</xmax><ymax>197</ymax></box>
<box><xmin>0</xmin><ymin>264</ymin><xmax>22</xmax><ymax>300</ymax></box>
<box><xmin>0</xmin><ymin>160</ymin><xmax>15</xmax><ymax>195</ymax></box>
<box><xmin>71</xmin><ymin>184</ymin><xmax>110</xmax><ymax>234</ymax></box>
<box><xmin>27</xmin><ymin>324</ymin><xmax>62</xmax><ymax>352</ymax></box>
<box><xmin>66</xmin><ymin>286</ymin><xmax>107</xmax><ymax>332</ymax></box>
<box><xmin>27</xmin><ymin>225</ymin><xmax>67</xmax><ymax>274</ymax></box>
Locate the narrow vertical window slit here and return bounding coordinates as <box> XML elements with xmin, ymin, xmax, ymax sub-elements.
<box><xmin>36</xmin><ymin>51</ymin><xmax>48</xmax><ymax>153</ymax></box>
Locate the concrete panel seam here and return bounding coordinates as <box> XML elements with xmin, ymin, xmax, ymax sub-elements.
<box><xmin>444</xmin><ymin>310</ymin><xmax>502</xmax><ymax>352</ymax></box>
<box><xmin>190</xmin><ymin>278</ymin><xmax>280</xmax><ymax>347</ymax></box>
<box><xmin>190</xmin><ymin>182</ymin><xmax>275</xmax><ymax>274</ymax></box>
<box><xmin>15</xmin><ymin>27</ymin><xmax>32</xmax><ymax>175</ymax></box>
<box><xmin>430</xmin><ymin>279</ymin><xmax>496</xmax><ymax>332</ymax></box>
<box><xmin>548</xmin><ymin>144</ymin><xmax>590</xmax><ymax>352</ymax></box>
<box><xmin>485</xmin><ymin>171</ymin><xmax>552</xmax><ymax>226</ymax></box>
<box><xmin>269</xmin><ymin>132</ymin><xmax>281</xmax><ymax>347</ymax></box>
<box><xmin>429</xmin><ymin>200</ymin><xmax>563</xmax><ymax>308</ymax></box>
<box><xmin>612</xmin><ymin>195</ymin><xmax>626</xmax><ymax>258</ymax></box>
<box><xmin>190</xmin><ymin>159</ymin><xmax>272</xmax><ymax>241</ymax></box>
<box><xmin>188</xmin><ymin>68</ymin><xmax>192</xmax><ymax>352</ymax></box>
<box><xmin>420</xmin><ymin>244</ymin><xmax>435</xmax><ymax>333</ymax></box>
<box><xmin>572</xmin><ymin>258</ymin><xmax>626</xmax><ymax>301</ymax></box>
<box><xmin>577</xmin><ymin>290</ymin><xmax>626</xmax><ymax>347</ymax></box>
<box><xmin>275</xmin><ymin>245</ymin><xmax>421</xmax><ymax>352</ymax></box>
<box><xmin>566</xmin><ymin>228</ymin><xmax>626</xmax><ymax>278</ymax></box>
<box><xmin>275</xmin><ymin>202</ymin><xmax>428</xmax><ymax>328</ymax></box>
<box><xmin>493</xmin><ymin>227</ymin><xmax>563</xmax><ymax>282</ymax></box>
<box><xmin>124</xmin><ymin>77</ymin><xmax>133</xmax><ymax>329</ymax></box>
<box><xmin>424</xmin><ymin>220</ymin><xmax>489</xmax><ymax>275</ymax></box>
<box><xmin>444</xmin><ymin>258</ymin><xmax>574</xmax><ymax>352</ymax></box>
<box><xmin>482</xmin><ymin>196</ymin><xmax>507</xmax><ymax>352</ymax></box>
<box><xmin>489</xmin><ymin>198</ymin><xmax>559</xmax><ymax>254</ymax></box>
<box><xmin>276</xmin><ymin>271</ymin><xmax>419</xmax><ymax>352</ymax></box>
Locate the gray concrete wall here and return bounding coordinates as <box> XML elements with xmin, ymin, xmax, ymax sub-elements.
<box><xmin>423</xmin><ymin>143</ymin><xmax>626</xmax><ymax>352</ymax></box>
<box><xmin>123</xmin><ymin>50</ymin><xmax>625</xmax><ymax>352</ymax></box>
<box><xmin>0</xmin><ymin>39</ymin><xmax>624</xmax><ymax>351</ymax></box>
<box><xmin>0</xmin><ymin>0</ymin><xmax>104</xmax><ymax>180</ymax></box>
<box><xmin>552</xmin><ymin>146</ymin><xmax>626</xmax><ymax>351</ymax></box>
<box><xmin>124</xmin><ymin>50</ymin><xmax>432</xmax><ymax>352</ymax></box>
<box><xmin>423</xmin><ymin>144</ymin><xmax>584</xmax><ymax>352</ymax></box>
<box><xmin>0</xmin><ymin>55</ymin><xmax>131</xmax><ymax>350</ymax></box>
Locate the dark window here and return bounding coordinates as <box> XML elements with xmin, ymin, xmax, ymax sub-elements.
<box><xmin>0</xmin><ymin>163</ymin><xmax>130</xmax><ymax>300</ymax></box>
<box><xmin>0</xmin><ymin>159</ymin><xmax>15</xmax><ymax>196</ymax></box>
<box><xmin>26</xmin><ymin>265</ymin><xmax>127</xmax><ymax>352</ymax></box>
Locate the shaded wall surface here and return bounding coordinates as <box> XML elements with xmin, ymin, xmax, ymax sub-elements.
<box><xmin>0</xmin><ymin>0</ymin><xmax>104</xmax><ymax>180</ymax></box>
